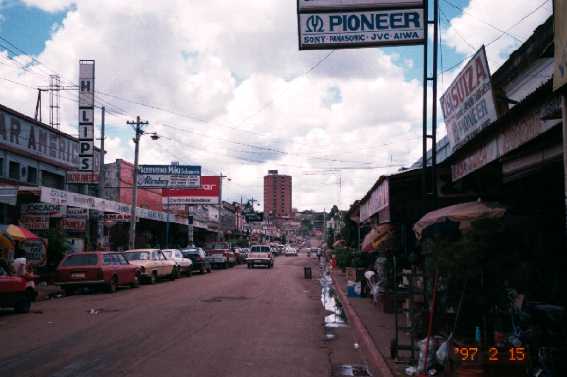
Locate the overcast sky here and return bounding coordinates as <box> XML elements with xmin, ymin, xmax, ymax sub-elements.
<box><xmin>0</xmin><ymin>0</ymin><xmax>552</xmax><ymax>211</ymax></box>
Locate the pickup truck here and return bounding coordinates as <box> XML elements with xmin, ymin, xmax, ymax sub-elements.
<box><xmin>206</xmin><ymin>242</ymin><xmax>237</xmax><ymax>269</ymax></box>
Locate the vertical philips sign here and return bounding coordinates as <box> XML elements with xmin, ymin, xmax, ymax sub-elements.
<box><xmin>78</xmin><ymin>60</ymin><xmax>95</xmax><ymax>171</ymax></box>
<box><xmin>297</xmin><ymin>0</ymin><xmax>424</xmax><ymax>50</ymax></box>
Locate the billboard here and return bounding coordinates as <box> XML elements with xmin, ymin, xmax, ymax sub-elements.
<box><xmin>440</xmin><ymin>47</ymin><xmax>498</xmax><ymax>151</ymax></box>
<box><xmin>298</xmin><ymin>8</ymin><xmax>424</xmax><ymax>50</ymax></box>
<box><xmin>137</xmin><ymin>164</ymin><xmax>201</xmax><ymax>188</ymax></box>
<box><xmin>162</xmin><ymin>176</ymin><xmax>220</xmax><ymax>205</ymax></box>
<box><xmin>78</xmin><ymin>60</ymin><xmax>96</xmax><ymax>173</ymax></box>
<box><xmin>67</xmin><ymin>171</ymin><xmax>100</xmax><ymax>184</ymax></box>
<box><xmin>298</xmin><ymin>0</ymin><xmax>423</xmax><ymax>11</ymax></box>
<box><xmin>554</xmin><ymin>0</ymin><xmax>567</xmax><ymax>91</ymax></box>
<box><xmin>21</xmin><ymin>203</ymin><xmax>65</xmax><ymax>217</ymax></box>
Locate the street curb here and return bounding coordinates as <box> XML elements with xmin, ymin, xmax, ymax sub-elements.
<box><xmin>331</xmin><ymin>272</ymin><xmax>395</xmax><ymax>377</ymax></box>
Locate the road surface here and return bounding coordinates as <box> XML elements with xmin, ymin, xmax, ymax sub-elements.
<box><xmin>0</xmin><ymin>256</ymin><xmax>330</xmax><ymax>377</ymax></box>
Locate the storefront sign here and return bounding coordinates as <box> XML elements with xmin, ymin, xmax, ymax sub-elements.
<box><xmin>67</xmin><ymin>171</ymin><xmax>100</xmax><ymax>184</ymax></box>
<box><xmin>39</xmin><ymin>186</ymin><xmax>187</xmax><ymax>225</ymax></box>
<box><xmin>163</xmin><ymin>176</ymin><xmax>221</xmax><ymax>205</ymax></box>
<box><xmin>298</xmin><ymin>8</ymin><xmax>424</xmax><ymax>50</ymax></box>
<box><xmin>104</xmin><ymin>213</ymin><xmax>131</xmax><ymax>222</ymax></box>
<box><xmin>0</xmin><ymin>110</ymin><xmax>80</xmax><ymax>169</ymax></box>
<box><xmin>63</xmin><ymin>218</ymin><xmax>86</xmax><ymax>232</ymax></box>
<box><xmin>554</xmin><ymin>0</ymin><xmax>567</xmax><ymax>91</ymax></box>
<box><xmin>78</xmin><ymin>60</ymin><xmax>96</xmax><ymax>173</ymax></box>
<box><xmin>137</xmin><ymin>164</ymin><xmax>201</xmax><ymax>188</ymax></box>
<box><xmin>452</xmin><ymin>96</ymin><xmax>562</xmax><ymax>181</ymax></box>
<box><xmin>299</xmin><ymin>0</ymin><xmax>422</xmax><ymax>11</ymax></box>
<box><xmin>441</xmin><ymin>47</ymin><xmax>498</xmax><ymax>151</ymax></box>
<box><xmin>21</xmin><ymin>203</ymin><xmax>65</xmax><ymax>217</ymax></box>
<box><xmin>19</xmin><ymin>215</ymin><xmax>49</xmax><ymax>230</ymax></box>
<box><xmin>20</xmin><ymin>239</ymin><xmax>47</xmax><ymax>267</ymax></box>
<box><xmin>368</xmin><ymin>179</ymin><xmax>389</xmax><ymax>216</ymax></box>
<box><xmin>66</xmin><ymin>207</ymin><xmax>89</xmax><ymax>218</ymax></box>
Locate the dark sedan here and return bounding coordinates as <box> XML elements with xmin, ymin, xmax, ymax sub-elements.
<box><xmin>181</xmin><ymin>247</ymin><xmax>212</xmax><ymax>274</ymax></box>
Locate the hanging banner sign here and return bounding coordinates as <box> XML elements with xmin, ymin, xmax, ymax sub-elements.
<box><xmin>21</xmin><ymin>203</ymin><xmax>65</xmax><ymax>217</ymax></box>
<box><xmin>78</xmin><ymin>60</ymin><xmax>96</xmax><ymax>174</ymax></box>
<box><xmin>137</xmin><ymin>165</ymin><xmax>201</xmax><ymax>188</ymax></box>
<box><xmin>20</xmin><ymin>240</ymin><xmax>47</xmax><ymax>267</ymax></box>
<box><xmin>298</xmin><ymin>0</ymin><xmax>423</xmax><ymax>11</ymax></box>
<box><xmin>440</xmin><ymin>47</ymin><xmax>498</xmax><ymax>151</ymax></box>
<box><xmin>298</xmin><ymin>8</ymin><xmax>424</xmax><ymax>50</ymax></box>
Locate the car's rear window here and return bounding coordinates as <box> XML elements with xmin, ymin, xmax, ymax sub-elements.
<box><xmin>125</xmin><ymin>252</ymin><xmax>151</xmax><ymax>261</ymax></box>
<box><xmin>249</xmin><ymin>252</ymin><xmax>268</xmax><ymax>258</ymax></box>
<box><xmin>62</xmin><ymin>254</ymin><xmax>98</xmax><ymax>266</ymax></box>
<box><xmin>182</xmin><ymin>250</ymin><xmax>198</xmax><ymax>255</ymax></box>
<box><xmin>251</xmin><ymin>246</ymin><xmax>270</xmax><ymax>253</ymax></box>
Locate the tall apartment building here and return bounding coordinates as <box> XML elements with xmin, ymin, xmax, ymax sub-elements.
<box><xmin>263</xmin><ymin>170</ymin><xmax>292</xmax><ymax>219</ymax></box>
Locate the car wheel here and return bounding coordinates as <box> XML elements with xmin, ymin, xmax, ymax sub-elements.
<box><xmin>14</xmin><ymin>296</ymin><xmax>31</xmax><ymax>314</ymax></box>
<box><xmin>63</xmin><ymin>287</ymin><xmax>75</xmax><ymax>296</ymax></box>
<box><xmin>170</xmin><ymin>267</ymin><xmax>178</xmax><ymax>281</ymax></box>
<box><xmin>200</xmin><ymin>266</ymin><xmax>206</xmax><ymax>274</ymax></box>
<box><xmin>149</xmin><ymin>272</ymin><xmax>157</xmax><ymax>284</ymax></box>
<box><xmin>131</xmin><ymin>274</ymin><xmax>140</xmax><ymax>288</ymax></box>
<box><xmin>106</xmin><ymin>276</ymin><xmax>118</xmax><ymax>293</ymax></box>
<box><xmin>207</xmin><ymin>266</ymin><xmax>212</xmax><ymax>273</ymax></box>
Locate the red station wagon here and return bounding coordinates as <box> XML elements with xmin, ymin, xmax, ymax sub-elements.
<box><xmin>56</xmin><ymin>252</ymin><xmax>140</xmax><ymax>294</ymax></box>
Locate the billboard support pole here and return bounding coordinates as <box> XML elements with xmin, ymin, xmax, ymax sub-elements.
<box><xmin>422</xmin><ymin>0</ymin><xmax>439</xmax><ymax>208</ymax></box>
<box><xmin>165</xmin><ymin>183</ymin><xmax>170</xmax><ymax>248</ymax></box>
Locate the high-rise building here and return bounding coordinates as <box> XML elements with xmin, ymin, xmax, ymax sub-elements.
<box><xmin>263</xmin><ymin>170</ymin><xmax>292</xmax><ymax>219</ymax></box>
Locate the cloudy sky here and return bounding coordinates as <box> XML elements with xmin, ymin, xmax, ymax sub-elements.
<box><xmin>0</xmin><ymin>0</ymin><xmax>552</xmax><ymax>211</ymax></box>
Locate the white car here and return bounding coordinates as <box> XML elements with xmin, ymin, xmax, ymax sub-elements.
<box><xmin>284</xmin><ymin>247</ymin><xmax>298</xmax><ymax>256</ymax></box>
<box><xmin>162</xmin><ymin>249</ymin><xmax>193</xmax><ymax>276</ymax></box>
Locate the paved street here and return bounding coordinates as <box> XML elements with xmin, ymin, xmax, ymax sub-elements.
<box><xmin>0</xmin><ymin>256</ymin><xmax>330</xmax><ymax>377</ymax></box>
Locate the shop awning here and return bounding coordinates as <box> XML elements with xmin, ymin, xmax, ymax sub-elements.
<box><xmin>413</xmin><ymin>201</ymin><xmax>506</xmax><ymax>240</ymax></box>
<box><xmin>0</xmin><ymin>224</ymin><xmax>41</xmax><ymax>241</ymax></box>
<box><xmin>362</xmin><ymin>224</ymin><xmax>394</xmax><ymax>253</ymax></box>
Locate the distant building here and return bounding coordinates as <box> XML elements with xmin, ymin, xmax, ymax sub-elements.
<box><xmin>263</xmin><ymin>170</ymin><xmax>292</xmax><ymax>218</ymax></box>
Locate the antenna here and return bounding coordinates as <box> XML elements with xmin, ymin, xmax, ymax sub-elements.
<box><xmin>49</xmin><ymin>75</ymin><xmax>61</xmax><ymax>129</ymax></box>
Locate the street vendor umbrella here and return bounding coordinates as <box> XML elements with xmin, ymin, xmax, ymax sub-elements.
<box><xmin>0</xmin><ymin>224</ymin><xmax>41</xmax><ymax>241</ymax></box>
<box><xmin>413</xmin><ymin>200</ymin><xmax>506</xmax><ymax>240</ymax></box>
<box><xmin>361</xmin><ymin>224</ymin><xmax>393</xmax><ymax>253</ymax></box>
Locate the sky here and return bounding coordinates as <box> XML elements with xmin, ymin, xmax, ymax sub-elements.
<box><xmin>0</xmin><ymin>0</ymin><xmax>553</xmax><ymax>211</ymax></box>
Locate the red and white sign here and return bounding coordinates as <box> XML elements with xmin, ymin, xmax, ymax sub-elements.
<box><xmin>67</xmin><ymin>171</ymin><xmax>100</xmax><ymax>184</ymax></box>
<box><xmin>441</xmin><ymin>47</ymin><xmax>498</xmax><ymax>151</ymax></box>
<box><xmin>20</xmin><ymin>215</ymin><xmax>49</xmax><ymax>230</ymax></box>
<box><xmin>63</xmin><ymin>218</ymin><xmax>87</xmax><ymax>232</ymax></box>
<box><xmin>163</xmin><ymin>176</ymin><xmax>221</xmax><ymax>205</ymax></box>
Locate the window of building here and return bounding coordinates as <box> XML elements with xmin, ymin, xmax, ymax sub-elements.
<box><xmin>41</xmin><ymin>170</ymin><xmax>65</xmax><ymax>190</ymax></box>
<box><xmin>27</xmin><ymin>166</ymin><xmax>38</xmax><ymax>184</ymax></box>
<box><xmin>8</xmin><ymin>161</ymin><xmax>20</xmax><ymax>180</ymax></box>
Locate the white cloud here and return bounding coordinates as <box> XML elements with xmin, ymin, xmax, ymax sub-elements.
<box><xmin>0</xmin><ymin>0</ymin><xmax>550</xmax><ymax>211</ymax></box>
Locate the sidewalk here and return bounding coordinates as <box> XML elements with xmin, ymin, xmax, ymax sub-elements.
<box><xmin>332</xmin><ymin>269</ymin><xmax>413</xmax><ymax>377</ymax></box>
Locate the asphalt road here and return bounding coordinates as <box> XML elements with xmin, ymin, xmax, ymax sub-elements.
<box><xmin>0</xmin><ymin>256</ymin><xmax>330</xmax><ymax>377</ymax></box>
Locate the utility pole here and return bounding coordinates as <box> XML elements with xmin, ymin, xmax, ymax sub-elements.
<box><xmin>217</xmin><ymin>171</ymin><xmax>228</xmax><ymax>241</ymax></box>
<box><xmin>96</xmin><ymin>106</ymin><xmax>106</xmax><ymax>250</ymax></box>
<box><xmin>126</xmin><ymin>116</ymin><xmax>149</xmax><ymax>249</ymax></box>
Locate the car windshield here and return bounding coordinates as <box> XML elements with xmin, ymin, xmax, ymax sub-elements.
<box><xmin>124</xmin><ymin>252</ymin><xmax>151</xmax><ymax>261</ymax></box>
<box><xmin>62</xmin><ymin>254</ymin><xmax>98</xmax><ymax>266</ymax></box>
<box><xmin>162</xmin><ymin>251</ymin><xmax>172</xmax><ymax>258</ymax></box>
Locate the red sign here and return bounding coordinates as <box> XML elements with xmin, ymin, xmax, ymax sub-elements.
<box><xmin>67</xmin><ymin>171</ymin><xmax>100</xmax><ymax>184</ymax></box>
<box><xmin>118</xmin><ymin>161</ymin><xmax>163</xmax><ymax>211</ymax></box>
<box><xmin>63</xmin><ymin>218</ymin><xmax>87</xmax><ymax>232</ymax></box>
<box><xmin>20</xmin><ymin>215</ymin><xmax>49</xmax><ymax>230</ymax></box>
<box><xmin>163</xmin><ymin>176</ymin><xmax>220</xmax><ymax>205</ymax></box>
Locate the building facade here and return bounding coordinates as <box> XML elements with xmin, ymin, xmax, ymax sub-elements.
<box><xmin>263</xmin><ymin>170</ymin><xmax>292</xmax><ymax>218</ymax></box>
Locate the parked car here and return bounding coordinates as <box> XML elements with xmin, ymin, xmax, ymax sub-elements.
<box><xmin>284</xmin><ymin>247</ymin><xmax>298</xmax><ymax>257</ymax></box>
<box><xmin>124</xmin><ymin>249</ymin><xmax>177</xmax><ymax>283</ymax></box>
<box><xmin>206</xmin><ymin>242</ymin><xmax>237</xmax><ymax>268</ymax></box>
<box><xmin>246</xmin><ymin>245</ymin><xmax>274</xmax><ymax>269</ymax></box>
<box><xmin>0</xmin><ymin>263</ymin><xmax>36</xmax><ymax>313</ymax></box>
<box><xmin>162</xmin><ymin>249</ymin><xmax>193</xmax><ymax>276</ymax></box>
<box><xmin>56</xmin><ymin>252</ymin><xmax>140</xmax><ymax>294</ymax></box>
<box><xmin>239</xmin><ymin>248</ymin><xmax>250</xmax><ymax>261</ymax></box>
<box><xmin>181</xmin><ymin>247</ymin><xmax>211</xmax><ymax>274</ymax></box>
